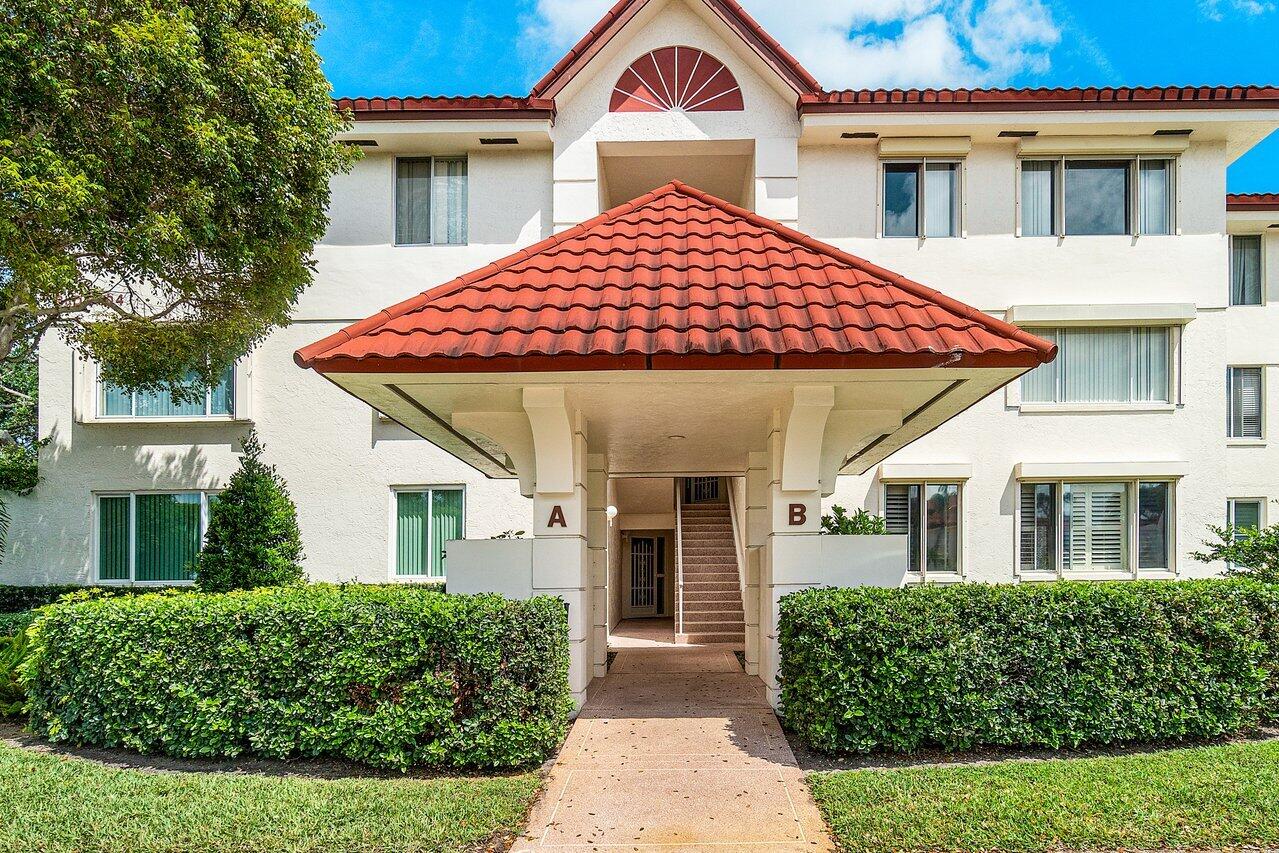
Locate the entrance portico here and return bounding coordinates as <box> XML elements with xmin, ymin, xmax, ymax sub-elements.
<box><xmin>295</xmin><ymin>182</ymin><xmax>1056</xmax><ymax>706</ymax></box>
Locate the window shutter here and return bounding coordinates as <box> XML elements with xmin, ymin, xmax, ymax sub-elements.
<box><xmin>884</xmin><ymin>484</ymin><xmax>920</xmax><ymax>571</ymax></box>
<box><xmin>1064</xmin><ymin>484</ymin><xmax>1127</xmax><ymax>570</ymax></box>
<box><xmin>396</xmin><ymin>492</ymin><xmax>428</xmax><ymax>576</ymax></box>
<box><xmin>429</xmin><ymin>489</ymin><xmax>463</xmax><ymax>578</ymax></box>
<box><xmin>98</xmin><ymin>496</ymin><xmax>131</xmax><ymax>581</ymax></box>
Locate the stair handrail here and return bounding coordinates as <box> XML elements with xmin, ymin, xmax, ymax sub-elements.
<box><xmin>725</xmin><ymin>477</ymin><xmax>746</xmax><ymax>597</ymax></box>
<box><xmin>675</xmin><ymin>478</ymin><xmax>684</xmax><ymax>637</ymax></box>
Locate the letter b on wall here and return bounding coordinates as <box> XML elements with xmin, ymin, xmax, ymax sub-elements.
<box><xmin>788</xmin><ymin>504</ymin><xmax>807</xmax><ymax>526</ymax></box>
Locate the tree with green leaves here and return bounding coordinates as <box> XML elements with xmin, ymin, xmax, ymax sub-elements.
<box><xmin>196</xmin><ymin>431</ymin><xmax>304</xmax><ymax>592</ymax></box>
<box><xmin>1192</xmin><ymin>509</ymin><xmax>1279</xmax><ymax>583</ymax></box>
<box><xmin>820</xmin><ymin>505</ymin><xmax>889</xmax><ymax>536</ymax></box>
<box><xmin>0</xmin><ymin>0</ymin><xmax>356</xmax><ymax>396</ymax></box>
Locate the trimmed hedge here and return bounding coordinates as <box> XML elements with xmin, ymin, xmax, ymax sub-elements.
<box><xmin>779</xmin><ymin>580</ymin><xmax>1279</xmax><ymax>754</ymax></box>
<box><xmin>0</xmin><ymin>586</ymin><xmax>88</xmax><ymax>613</ymax></box>
<box><xmin>0</xmin><ymin>611</ymin><xmax>33</xmax><ymax>637</ymax></box>
<box><xmin>23</xmin><ymin>585</ymin><xmax>572</xmax><ymax>770</ymax></box>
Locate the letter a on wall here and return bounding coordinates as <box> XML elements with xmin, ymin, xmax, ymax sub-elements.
<box><xmin>548</xmin><ymin>505</ymin><xmax>568</xmax><ymax>529</ymax></box>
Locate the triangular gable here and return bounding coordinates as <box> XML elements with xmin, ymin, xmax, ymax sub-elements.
<box><xmin>529</xmin><ymin>0</ymin><xmax>821</xmax><ymax>100</ymax></box>
<box><xmin>295</xmin><ymin>182</ymin><xmax>1056</xmax><ymax>374</ymax></box>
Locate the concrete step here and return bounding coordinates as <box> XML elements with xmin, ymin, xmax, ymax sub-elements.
<box><xmin>684</xmin><ymin>609</ymin><xmax>745</xmax><ymax>621</ymax></box>
<box><xmin>684</xmin><ymin>592</ymin><xmax>743</xmax><ymax>603</ymax></box>
<box><xmin>682</xmin><ymin>570</ymin><xmax>738</xmax><ymax>580</ymax></box>
<box><xmin>683</xmin><ymin>581</ymin><xmax>740</xmax><ymax>593</ymax></box>
<box><xmin>682</xmin><ymin>617</ymin><xmax>745</xmax><ymax>631</ymax></box>
<box><xmin>680</xmin><ymin>631</ymin><xmax>746</xmax><ymax>645</ymax></box>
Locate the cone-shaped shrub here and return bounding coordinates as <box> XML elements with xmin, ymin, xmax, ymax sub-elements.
<box><xmin>196</xmin><ymin>431</ymin><xmax>304</xmax><ymax>591</ymax></box>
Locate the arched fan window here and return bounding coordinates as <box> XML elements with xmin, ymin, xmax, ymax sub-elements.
<box><xmin>609</xmin><ymin>47</ymin><xmax>744</xmax><ymax>113</ymax></box>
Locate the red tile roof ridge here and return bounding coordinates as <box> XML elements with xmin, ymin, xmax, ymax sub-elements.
<box><xmin>294</xmin><ymin>182</ymin><xmax>1056</xmax><ymax>370</ymax></box>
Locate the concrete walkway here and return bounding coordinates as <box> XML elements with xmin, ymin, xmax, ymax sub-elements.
<box><xmin>515</xmin><ymin>645</ymin><xmax>834</xmax><ymax>852</ymax></box>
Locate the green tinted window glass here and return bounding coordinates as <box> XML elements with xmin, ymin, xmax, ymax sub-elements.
<box><xmin>98</xmin><ymin>496</ymin><xmax>131</xmax><ymax>580</ymax></box>
<box><xmin>134</xmin><ymin>494</ymin><xmax>201</xmax><ymax>582</ymax></box>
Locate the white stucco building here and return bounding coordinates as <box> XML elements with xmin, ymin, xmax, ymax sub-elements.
<box><xmin>9</xmin><ymin>0</ymin><xmax>1279</xmax><ymax>704</ymax></box>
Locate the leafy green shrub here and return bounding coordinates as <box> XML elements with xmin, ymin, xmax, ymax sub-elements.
<box><xmin>820</xmin><ymin>506</ymin><xmax>888</xmax><ymax>535</ymax></box>
<box><xmin>23</xmin><ymin>585</ymin><xmax>572</xmax><ymax>770</ymax></box>
<box><xmin>196</xmin><ymin>431</ymin><xmax>305</xmax><ymax>592</ymax></box>
<box><xmin>0</xmin><ymin>586</ymin><xmax>88</xmax><ymax>613</ymax></box>
<box><xmin>0</xmin><ymin>611</ymin><xmax>32</xmax><ymax>637</ymax></box>
<box><xmin>0</xmin><ymin>630</ymin><xmax>29</xmax><ymax>716</ymax></box>
<box><xmin>779</xmin><ymin>580</ymin><xmax>1279</xmax><ymax>755</ymax></box>
<box><xmin>1194</xmin><ymin>515</ymin><xmax>1279</xmax><ymax>583</ymax></box>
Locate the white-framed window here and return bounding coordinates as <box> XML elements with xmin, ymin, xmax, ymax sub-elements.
<box><xmin>393</xmin><ymin>487</ymin><xmax>465</xmax><ymax>579</ymax></box>
<box><xmin>95</xmin><ymin>491</ymin><xmax>216</xmax><ymax>584</ymax></box>
<box><xmin>99</xmin><ymin>367</ymin><xmax>234</xmax><ymax>419</ymax></box>
<box><xmin>1019</xmin><ymin>156</ymin><xmax>1175</xmax><ymax>237</ymax></box>
<box><xmin>395</xmin><ymin>156</ymin><xmax>468</xmax><ymax>246</ymax></box>
<box><xmin>1017</xmin><ymin>480</ymin><xmax>1174</xmax><ymax>575</ymax></box>
<box><xmin>1228</xmin><ymin>366</ymin><xmax>1265</xmax><ymax>440</ymax></box>
<box><xmin>1020</xmin><ymin>326</ymin><xmax>1173</xmax><ymax>405</ymax></box>
<box><xmin>1227</xmin><ymin>499</ymin><xmax>1265</xmax><ymax>540</ymax></box>
<box><xmin>1230</xmin><ymin>235</ymin><xmax>1264</xmax><ymax>306</ymax></box>
<box><xmin>882</xmin><ymin>159</ymin><xmax>962</xmax><ymax>238</ymax></box>
<box><xmin>884</xmin><ymin>482</ymin><xmax>962</xmax><ymax>576</ymax></box>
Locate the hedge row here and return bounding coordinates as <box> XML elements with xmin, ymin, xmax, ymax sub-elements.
<box><xmin>23</xmin><ymin>585</ymin><xmax>572</xmax><ymax>770</ymax></box>
<box><xmin>0</xmin><ymin>611</ymin><xmax>33</xmax><ymax>638</ymax></box>
<box><xmin>779</xmin><ymin>580</ymin><xmax>1279</xmax><ymax>754</ymax></box>
<box><xmin>0</xmin><ymin>586</ymin><xmax>91</xmax><ymax>613</ymax></box>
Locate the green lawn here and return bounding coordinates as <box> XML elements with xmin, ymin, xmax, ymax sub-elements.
<box><xmin>0</xmin><ymin>742</ymin><xmax>541</xmax><ymax>852</ymax></box>
<box><xmin>809</xmin><ymin>739</ymin><xmax>1279</xmax><ymax>853</ymax></box>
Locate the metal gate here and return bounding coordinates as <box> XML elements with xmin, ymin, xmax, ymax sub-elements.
<box><xmin>629</xmin><ymin>536</ymin><xmax>658</xmax><ymax>616</ymax></box>
<box><xmin>683</xmin><ymin>476</ymin><xmax>720</xmax><ymax>504</ymax></box>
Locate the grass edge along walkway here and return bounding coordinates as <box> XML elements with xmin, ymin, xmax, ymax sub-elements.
<box><xmin>0</xmin><ymin>740</ymin><xmax>542</xmax><ymax>853</ymax></box>
<box><xmin>809</xmin><ymin>738</ymin><xmax>1279</xmax><ymax>853</ymax></box>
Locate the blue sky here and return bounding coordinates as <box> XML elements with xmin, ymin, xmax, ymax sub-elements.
<box><xmin>312</xmin><ymin>0</ymin><xmax>1279</xmax><ymax>191</ymax></box>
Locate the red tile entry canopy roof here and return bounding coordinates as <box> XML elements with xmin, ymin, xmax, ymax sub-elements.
<box><xmin>295</xmin><ymin>183</ymin><xmax>1057</xmax><ymax>374</ymax></box>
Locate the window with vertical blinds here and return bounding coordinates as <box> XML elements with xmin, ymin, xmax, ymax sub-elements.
<box><xmin>1021</xmin><ymin>327</ymin><xmax>1170</xmax><ymax>405</ymax></box>
<box><xmin>396</xmin><ymin>157</ymin><xmax>468</xmax><ymax>245</ymax></box>
<box><xmin>1231</xmin><ymin>236</ymin><xmax>1263</xmax><ymax>306</ymax></box>
<box><xmin>97</xmin><ymin>493</ymin><xmax>209</xmax><ymax>583</ymax></box>
<box><xmin>100</xmin><ymin>367</ymin><xmax>234</xmax><ymax>419</ymax></box>
<box><xmin>1228</xmin><ymin>367</ymin><xmax>1264</xmax><ymax>439</ymax></box>
<box><xmin>396</xmin><ymin>488</ymin><xmax>464</xmax><ymax>578</ymax></box>
<box><xmin>885</xmin><ymin>482</ymin><xmax>960</xmax><ymax>575</ymax></box>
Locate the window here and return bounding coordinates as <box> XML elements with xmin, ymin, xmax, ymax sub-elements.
<box><xmin>1227</xmin><ymin>499</ymin><xmax>1264</xmax><ymax>540</ymax></box>
<box><xmin>885</xmin><ymin>482</ymin><xmax>961</xmax><ymax>575</ymax></box>
<box><xmin>1231</xmin><ymin>235</ymin><xmax>1263</xmax><ymax>306</ymax></box>
<box><xmin>100</xmin><ymin>367</ymin><xmax>234</xmax><ymax>419</ymax></box>
<box><xmin>1018</xmin><ymin>480</ymin><xmax>1174</xmax><ymax>574</ymax></box>
<box><xmin>1020</xmin><ymin>157</ymin><xmax>1174</xmax><ymax>237</ymax></box>
<box><xmin>1228</xmin><ymin>366</ymin><xmax>1264</xmax><ymax>439</ymax></box>
<box><xmin>395</xmin><ymin>157</ymin><xmax>468</xmax><ymax>245</ymax></box>
<box><xmin>395</xmin><ymin>488</ymin><xmax>464</xmax><ymax>578</ymax></box>
<box><xmin>1020</xmin><ymin>327</ymin><xmax>1171</xmax><ymax>405</ymax></box>
<box><xmin>97</xmin><ymin>492</ymin><xmax>214</xmax><ymax>583</ymax></box>
<box><xmin>882</xmin><ymin>161</ymin><xmax>960</xmax><ymax>238</ymax></box>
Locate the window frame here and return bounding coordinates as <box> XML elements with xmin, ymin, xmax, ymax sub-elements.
<box><xmin>393</xmin><ymin>155</ymin><xmax>470</xmax><ymax>247</ymax></box>
<box><xmin>882</xmin><ymin>480</ymin><xmax>965</xmax><ymax>581</ymax></box>
<box><xmin>93</xmin><ymin>491</ymin><xmax>215</xmax><ymax>586</ymax></box>
<box><xmin>879</xmin><ymin>157</ymin><xmax>965</xmax><ymax>239</ymax></box>
<box><xmin>1016</xmin><ymin>155</ymin><xmax>1178</xmax><ymax>238</ymax></box>
<box><xmin>1018</xmin><ymin>325</ymin><xmax>1176</xmax><ymax>410</ymax></box>
<box><xmin>1227</xmin><ymin>498</ymin><xmax>1266</xmax><ymax>536</ymax></box>
<box><xmin>97</xmin><ymin>368</ymin><xmax>236</xmax><ymax>421</ymax></box>
<box><xmin>1015</xmin><ymin>478</ymin><xmax>1177</xmax><ymax>579</ymax></box>
<box><xmin>1227</xmin><ymin>365</ymin><xmax>1267</xmax><ymax>443</ymax></box>
<box><xmin>388</xmin><ymin>485</ymin><xmax>466</xmax><ymax>582</ymax></box>
<box><xmin>1229</xmin><ymin>234</ymin><xmax>1265</xmax><ymax>307</ymax></box>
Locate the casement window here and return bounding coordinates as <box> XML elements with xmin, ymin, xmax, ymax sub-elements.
<box><xmin>1020</xmin><ymin>327</ymin><xmax>1172</xmax><ymax>405</ymax></box>
<box><xmin>1228</xmin><ymin>366</ymin><xmax>1264</xmax><ymax>439</ymax></box>
<box><xmin>100</xmin><ymin>367</ymin><xmax>234</xmax><ymax>419</ymax></box>
<box><xmin>1231</xmin><ymin>235</ymin><xmax>1263</xmax><ymax>306</ymax></box>
<box><xmin>1017</xmin><ymin>480</ymin><xmax>1174</xmax><ymax>574</ymax></box>
<box><xmin>1019</xmin><ymin>157</ymin><xmax>1175</xmax><ymax>237</ymax></box>
<box><xmin>882</xmin><ymin>160</ymin><xmax>961</xmax><ymax>238</ymax></box>
<box><xmin>394</xmin><ymin>488</ymin><xmax>464</xmax><ymax>579</ymax></box>
<box><xmin>1227</xmin><ymin>499</ymin><xmax>1264</xmax><ymax>539</ymax></box>
<box><xmin>884</xmin><ymin>482</ymin><xmax>961</xmax><ymax>575</ymax></box>
<box><xmin>96</xmin><ymin>492</ymin><xmax>215</xmax><ymax>583</ymax></box>
<box><xmin>395</xmin><ymin>157</ymin><xmax>468</xmax><ymax>246</ymax></box>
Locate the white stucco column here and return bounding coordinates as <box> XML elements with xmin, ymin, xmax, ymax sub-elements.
<box><xmin>523</xmin><ymin>387</ymin><xmax>596</xmax><ymax>707</ymax></box>
<box><xmin>587</xmin><ymin>452</ymin><xmax>609</xmax><ymax>679</ymax></box>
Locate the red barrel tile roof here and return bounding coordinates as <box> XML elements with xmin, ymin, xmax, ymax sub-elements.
<box><xmin>1228</xmin><ymin>193</ymin><xmax>1279</xmax><ymax>211</ymax></box>
<box><xmin>296</xmin><ymin>183</ymin><xmax>1056</xmax><ymax>374</ymax></box>
<box><xmin>800</xmin><ymin>86</ymin><xmax>1279</xmax><ymax>113</ymax></box>
<box><xmin>334</xmin><ymin>95</ymin><xmax>556</xmax><ymax>120</ymax></box>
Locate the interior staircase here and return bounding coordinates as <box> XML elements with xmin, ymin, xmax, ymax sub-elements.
<box><xmin>678</xmin><ymin>499</ymin><xmax>747</xmax><ymax>645</ymax></box>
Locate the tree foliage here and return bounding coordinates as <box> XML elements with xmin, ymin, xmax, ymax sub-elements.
<box><xmin>195</xmin><ymin>431</ymin><xmax>304</xmax><ymax>591</ymax></box>
<box><xmin>0</xmin><ymin>0</ymin><xmax>356</xmax><ymax>394</ymax></box>
<box><xmin>1193</xmin><ymin>514</ymin><xmax>1279</xmax><ymax>583</ymax></box>
<box><xmin>820</xmin><ymin>505</ymin><xmax>889</xmax><ymax>535</ymax></box>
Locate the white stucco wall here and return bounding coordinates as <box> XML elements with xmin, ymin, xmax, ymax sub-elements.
<box><xmin>6</xmin><ymin>0</ymin><xmax>1276</xmax><ymax>590</ymax></box>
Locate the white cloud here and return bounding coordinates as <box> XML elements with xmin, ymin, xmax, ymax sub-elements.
<box><xmin>1199</xmin><ymin>0</ymin><xmax>1275</xmax><ymax>20</ymax></box>
<box><xmin>519</xmin><ymin>0</ymin><xmax>1063</xmax><ymax>89</ymax></box>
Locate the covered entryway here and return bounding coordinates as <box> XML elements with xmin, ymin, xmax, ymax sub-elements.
<box><xmin>295</xmin><ymin>181</ymin><xmax>1057</xmax><ymax>708</ymax></box>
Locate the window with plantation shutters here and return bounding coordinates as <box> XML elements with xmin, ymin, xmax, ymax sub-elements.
<box><xmin>1018</xmin><ymin>483</ymin><xmax>1056</xmax><ymax>573</ymax></box>
<box><xmin>96</xmin><ymin>492</ymin><xmax>212</xmax><ymax>583</ymax></box>
<box><xmin>1063</xmin><ymin>483</ymin><xmax>1127</xmax><ymax>571</ymax></box>
<box><xmin>395</xmin><ymin>488</ymin><xmax>464</xmax><ymax>578</ymax></box>
<box><xmin>1228</xmin><ymin>367</ymin><xmax>1264</xmax><ymax>439</ymax></box>
<box><xmin>884</xmin><ymin>482</ymin><xmax>960</xmax><ymax>575</ymax></box>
